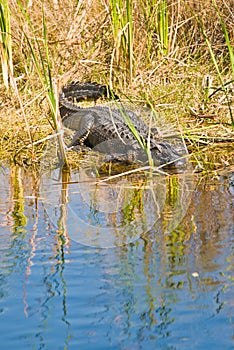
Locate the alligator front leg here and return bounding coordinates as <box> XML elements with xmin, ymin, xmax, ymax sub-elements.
<box><xmin>64</xmin><ymin>112</ymin><xmax>95</xmax><ymax>149</ymax></box>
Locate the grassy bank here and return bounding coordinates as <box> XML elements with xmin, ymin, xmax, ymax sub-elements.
<box><xmin>0</xmin><ymin>0</ymin><xmax>233</xmax><ymax>172</ymax></box>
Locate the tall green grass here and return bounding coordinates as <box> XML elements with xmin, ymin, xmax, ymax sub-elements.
<box><xmin>109</xmin><ymin>0</ymin><xmax>134</xmax><ymax>83</ymax></box>
<box><xmin>212</xmin><ymin>0</ymin><xmax>234</xmax><ymax>76</ymax></box>
<box><xmin>141</xmin><ymin>0</ymin><xmax>171</xmax><ymax>60</ymax></box>
<box><xmin>0</xmin><ymin>0</ymin><xmax>14</xmax><ymax>89</ymax></box>
<box><xmin>1</xmin><ymin>1</ymin><xmax>35</xmax><ymax>159</ymax></box>
<box><xmin>157</xmin><ymin>0</ymin><xmax>168</xmax><ymax>55</ymax></box>
<box><xmin>109</xmin><ymin>0</ymin><xmax>169</xmax><ymax>81</ymax></box>
<box><xmin>190</xmin><ymin>0</ymin><xmax>234</xmax><ymax>127</ymax></box>
<box><xmin>16</xmin><ymin>0</ymin><xmax>68</xmax><ymax>165</ymax></box>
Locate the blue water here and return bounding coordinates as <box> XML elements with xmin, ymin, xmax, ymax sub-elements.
<box><xmin>0</xmin><ymin>166</ymin><xmax>233</xmax><ymax>350</ymax></box>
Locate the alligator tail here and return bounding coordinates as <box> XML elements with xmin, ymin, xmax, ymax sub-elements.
<box><xmin>59</xmin><ymin>81</ymin><xmax>119</xmax><ymax>118</ymax></box>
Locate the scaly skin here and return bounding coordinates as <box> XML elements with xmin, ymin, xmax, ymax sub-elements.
<box><xmin>59</xmin><ymin>82</ymin><xmax>187</xmax><ymax>167</ymax></box>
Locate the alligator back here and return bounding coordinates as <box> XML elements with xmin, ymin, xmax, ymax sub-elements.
<box><xmin>59</xmin><ymin>82</ymin><xmax>187</xmax><ymax>167</ymax></box>
<box><xmin>60</xmin><ymin>82</ymin><xmax>154</xmax><ymax>144</ymax></box>
<box><xmin>60</xmin><ymin>82</ymin><xmax>118</xmax><ymax>117</ymax></box>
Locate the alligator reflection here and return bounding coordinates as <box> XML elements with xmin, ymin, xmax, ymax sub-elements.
<box><xmin>40</xmin><ymin>157</ymin><xmax>194</xmax><ymax>248</ymax></box>
<box><xmin>0</xmin><ymin>165</ymin><xmax>233</xmax><ymax>349</ymax></box>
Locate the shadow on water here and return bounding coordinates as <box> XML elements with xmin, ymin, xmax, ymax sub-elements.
<box><xmin>0</xmin><ymin>160</ymin><xmax>233</xmax><ymax>350</ymax></box>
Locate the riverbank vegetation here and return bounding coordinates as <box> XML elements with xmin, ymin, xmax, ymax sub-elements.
<box><xmin>0</xmin><ymin>0</ymin><xmax>233</xmax><ymax>172</ymax></box>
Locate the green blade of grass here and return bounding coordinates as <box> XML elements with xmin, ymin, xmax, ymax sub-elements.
<box><xmin>189</xmin><ymin>2</ymin><xmax>234</xmax><ymax>127</ymax></box>
<box><xmin>16</xmin><ymin>0</ymin><xmax>68</xmax><ymax>165</ymax></box>
<box><xmin>211</xmin><ymin>0</ymin><xmax>234</xmax><ymax>76</ymax></box>
<box><xmin>0</xmin><ymin>0</ymin><xmax>14</xmax><ymax>89</ymax></box>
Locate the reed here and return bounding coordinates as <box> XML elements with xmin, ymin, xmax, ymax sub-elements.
<box><xmin>109</xmin><ymin>0</ymin><xmax>134</xmax><ymax>83</ymax></box>
<box><xmin>157</xmin><ymin>0</ymin><xmax>168</xmax><ymax>56</ymax></box>
<box><xmin>190</xmin><ymin>2</ymin><xmax>234</xmax><ymax>127</ymax></box>
<box><xmin>16</xmin><ymin>0</ymin><xmax>68</xmax><ymax>165</ymax></box>
<box><xmin>0</xmin><ymin>0</ymin><xmax>14</xmax><ymax>89</ymax></box>
<box><xmin>212</xmin><ymin>0</ymin><xmax>234</xmax><ymax>76</ymax></box>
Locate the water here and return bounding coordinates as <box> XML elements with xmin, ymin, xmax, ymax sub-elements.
<box><xmin>0</xmin><ymin>164</ymin><xmax>233</xmax><ymax>350</ymax></box>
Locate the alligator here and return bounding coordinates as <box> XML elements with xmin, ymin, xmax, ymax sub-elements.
<box><xmin>59</xmin><ymin>82</ymin><xmax>187</xmax><ymax>167</ymax></box>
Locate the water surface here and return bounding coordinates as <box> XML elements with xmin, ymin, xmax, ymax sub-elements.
<box><xmin>0</xmin><ymin>164</ymin><xmax>233</xmax><ymax>350</ymax></box>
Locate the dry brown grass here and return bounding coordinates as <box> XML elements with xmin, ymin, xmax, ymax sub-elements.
<box><xmin>0</xmin><ymin>0</ymin><xmax>233</xmax><ymax>171</ymax></box>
